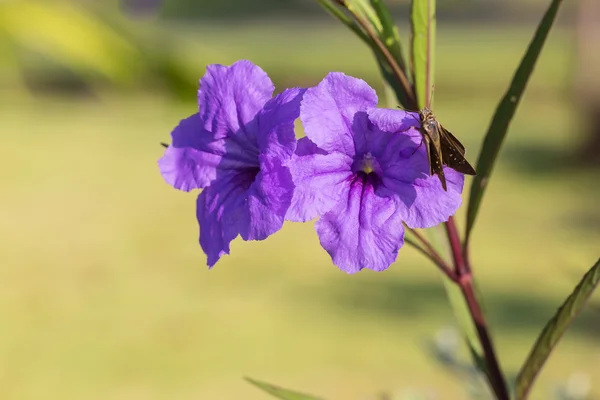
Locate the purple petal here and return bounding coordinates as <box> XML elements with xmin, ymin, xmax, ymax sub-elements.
<box><xmin>240</xmin><ymin>156</ymin><xmax>294</xmax><ymax>240</ymax></box>
<box><xmin>364</xmin><ymin>108</ymin><xmax>424</xmax><ymax>163</ymax></box>
<box><xmin>286</xmin><ymin>151</ymin><xmax>353</xmax><ymax>222</ymax></box>
<box><xmin>196</xmin><ymin>158</ymin><xmax>294</xmax><ymax>266</ymax></box>
<box><xmin>198</xmin><ymin>60</ymin><xmax>274</xmax><ymax>141</ymax></box>
<box><xmin>376</xmin><ymin>131</ymin><xmax>428</xmax><ymax>183</ymax></box>
<box><xmin>158</xmin><ymin>114</ymin><xmax>221</xmax><ymax>191</ymax></box>
<box><xmin>315</xmin><ymin>178</ymin><xmax>405</xmax><ymax>273</ymax></box>
<box><xmin>196</xmin><ymin>172</ymin><xmax>250</xmax><ymax>267</ymax></box>
<box><xmin>301</xmin><ymin>72</ymin><xmax>377</xmax><ymax>156</ymax></box>
<box><xmin>295</xmin><ymin>137</ymin><xmax>327</xmax><ymax>156</ymax></box>
<box><xmin>367</xmin><ymin>108</ymin><xmax>421</xmax><ymax>133</ymax></box>
<box><xmin>382</xmin><ymin>166</ymin><xmax>464</xmax><ymax>229</ymax></box>
<box><xmin>257</xmin><ymin>87</ymin><xmax>306</xmax><ymax>160</ymax></box>
<box><xmin>158</xmin><ymin>113</ymin><xmax>259</xmax><ymax>192</ymax></box>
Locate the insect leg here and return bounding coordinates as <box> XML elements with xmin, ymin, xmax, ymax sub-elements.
<box><xmin>411</xmin><ymin>136</ymin><xmax>425</xmax><ymax>156</ymax></box>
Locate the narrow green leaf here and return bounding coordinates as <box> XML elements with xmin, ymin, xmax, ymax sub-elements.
<box><xmin>464</xmin><ymin>0</ymin><xmax>564</xmax><ymax>245</ymax></box>
<box><xmin>514</xmin><ymin>258</ymin><xmax>600</xmax><ymax>400</ymax></box>
<box><xmin>245</xmin><ymin>378</ymin><xmax>325</xmax><ymax>400</ymax></box>
<box><xmin>347</xmin><ymin>0</ymin><xmax>382</xmax><ymax>32</ymax></box>
<box><xmin>410</xmin><ymin>0</ymin><xmax>436</xmax><ymax>109</ymax></box>
<box><xmin>374</xmin><ymin>53</ymin><xmax>412</xmax><ymax>108</ymax></box>
<box><xmin>314</xmin><ymin>0</ymin><xmax>371</xmax><ymax>44</ymax></box>
<box><xmin>314</xmin><ymin>0</ymin><xmax>411</xmax><ymax>108</ymax></box>
<box><xmin>466</xmin><ymin>340</ymin><xmax>489</xmax><ymax>376</ymax></box>
<box><xmin>370</xmin><ymin>0</ymin><xmax>407</xmax><ymax>72</ymax></box>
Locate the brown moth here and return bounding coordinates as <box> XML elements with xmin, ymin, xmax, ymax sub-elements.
<box><xmin>417</xmin><ymin>106</ymin><xmax>476</xmax><ymax>190</ymax></box>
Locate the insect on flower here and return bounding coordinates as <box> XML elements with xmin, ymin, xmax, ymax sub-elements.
<box><xmin>286</xmin><ymin>73</ymin><xmax>464</xmax><ymax>273</ymax></box>
<box><xmin>409</xmin><ymin>87</ymin><xmax>477</xmax><ymax>190</ymax></box>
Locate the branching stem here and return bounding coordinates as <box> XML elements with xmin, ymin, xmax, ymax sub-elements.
<box><xmin>445</xmin><ymin>216</ymin><xmax>510</xmax><ymax>400</ymax></box>
<box><xmin>405</xmin><ymin>229</ymin><xmax>456</xmax><ymax>282</ymax></box>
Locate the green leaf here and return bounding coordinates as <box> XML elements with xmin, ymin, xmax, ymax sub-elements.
<box><xmin>315</xmin><ymin>0</ymin><xmax>412</xmax><ymax>108</ymax></box>
<box><xmin>347</xmin><ymin>0</ymin><xmax>381</xmax><ymax>32</ymax></box>
<box><xmin>410</xmin><ymin>0</ymin><xmax>436</xmax><ymax>109</ymax></box>
<box><xmin>374</xmin><ymin>53</ymin><xmax>413</xmax><ymax>108</ymax></box>
<box><xmin>514</xmin><ymin>258</ymin><xmax>600</xmax><ymax>400</ymax></box>
<box><xmin>370</xmin><ymin>0</ymin><xmax>407</xmax><ymax>72</ymax></box>
<box><xmin>464</xmin><ymin>0</ymin><xmax>564</xmax><ymax>245</ymax></box>
<box><xmin>245</xmin><ymin>377</ymin><xmax>325</xmax><ymax>400</ymax></box>
<box><xmin>314</xmin><ymin>0</ymin><xmax>370</xmax><ymax>44</ymax></box>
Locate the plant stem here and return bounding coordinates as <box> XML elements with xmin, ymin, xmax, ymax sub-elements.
<box><xmin>405</xmin><ymin>232</ymin><xmax>456</xmax><ymax>282</ymax></box>
<box><xmin>459</xmin><ymin>274</ymin><xmax>510</xmax><ymax>400</ymax></box>
<box><xmin>444</xmin><ymin>217</ymin><xmax>510</xmax><ymax>400</ymax></box>
<box><xmin>444</xmin><ymin>216</ymin><xmax>470</xmax><ymax>276</ymax></box>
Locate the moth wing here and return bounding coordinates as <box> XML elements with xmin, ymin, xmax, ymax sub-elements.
<box><xmin>429</xmin><ymin>137</ymin><xmax>447</xmax><ymax>190</ymax></box>
<box><xmin>441</xmin><ymin>136</ymin><xmax>476</xmax><ymax>176</ymax></box>
<box><xmin>422</xmin><ymin>134</ymin><xmax>434</xmax><ymax>176</ymax></box>
<box><xmin>440</xmin><ymin>125</ymin><xmax>466</xmax><ymax>155</ymax></box>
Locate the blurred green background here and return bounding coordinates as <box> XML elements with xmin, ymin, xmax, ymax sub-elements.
<box><xmin>1</xmin><ymin>0</ymin><xmax>599</xmax><ymax>399</ymax></box>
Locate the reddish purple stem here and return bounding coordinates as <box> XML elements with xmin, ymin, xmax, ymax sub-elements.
<box><xmin>444</xmin><ymin>216</ymin><xmax>509</xmax><ymax>400</ymax></box>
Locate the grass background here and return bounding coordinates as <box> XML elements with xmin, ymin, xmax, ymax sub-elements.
<box><xmin>1</xmin><ymin>20</ymin><xmax>599</xmax><ymax>400</ymax></box>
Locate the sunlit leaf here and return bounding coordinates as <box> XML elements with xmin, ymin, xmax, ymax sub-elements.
<box><xmin>314</xmin><ymin>0</ymin><xmax>411</xmax><ymax>108</ymax></box>
<box><xmin>347</xmin><ymin>0</ymin><xmax>381</xmax><ymax>32</ymax></box>
<box><xmin>246</xmin><ymin>377</ymin><xmax>325</xmax><ymax>400</ymax></box>
<box><xmin>314</xmin><ymin>0</ymin><xmax>370</xmax><ymax>43</ymax></box>
<box><xmin>410</xmin><ymin>0</ymin><xmax>435</xmax><ymax>109</ymax></box>
<box><xmin>464</xmin><ymin>0</ymin><xmax>564</xmax><ymax>245</ymax></box>
<box><xmin>370</xmin><ymin>0</ymin><xmax>407</xmax><ymax>73</ymax></box>
<box><xmin>514</xmin><ymin>258</ymin><xmax>600</xmax><ymax>400</ymax></box>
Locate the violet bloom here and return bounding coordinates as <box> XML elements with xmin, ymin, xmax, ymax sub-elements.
<box><xmin>158</xmin><ymin>60</ymin><xmax>305</xmax><ymax>267</ymax></box>
<box><xmin>286</xmin><ymin>73</ymin><xmax>464</xmax><ymax>273</ymax></box>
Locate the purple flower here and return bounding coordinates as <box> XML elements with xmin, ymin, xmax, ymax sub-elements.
<box><xmin>158</xmin><ymin>60</ymin><xmax>305</xmax><ymax>267</ymax></box>
<box><xmin>286</xmin><ymin>72</ymin><xmax>464</xmax><ymax>273</ymax></box>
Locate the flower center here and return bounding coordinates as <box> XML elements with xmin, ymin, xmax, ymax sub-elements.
<box><xmin>239</xmin><ymin>166</ymin><xmax>261</xmax><ymax>190</ymax></box>
<box><xmin>351</xmin><ymin>152</ymin><xmax>383</xmax><ymax>187</ymax></box>
<box><xmin>363</xmin><ymin>156</ymin><xmax>375</xmax><ymax>174</ymax></box>
<box><xmin>353</xmin><ymin>152</ymin><xmax>381</xmax><ymax>176</ymax></box>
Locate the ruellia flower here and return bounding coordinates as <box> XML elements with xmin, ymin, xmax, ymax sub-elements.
<box><xmin>158</xmin><ymin>60</ymin><xmax>305</xmax><ymax>267</ymax></box>
<box><xmin>286</xmin><ymin>72</ymin><xmax>464</xmax><ymax>273</ymax></box>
